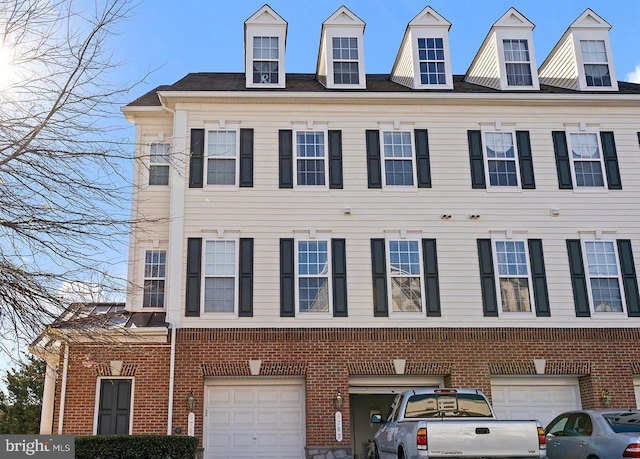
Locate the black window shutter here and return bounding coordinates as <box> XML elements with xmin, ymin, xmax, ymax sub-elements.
<box><xmin>528</xmin><ymin>239</ymin><xmax>550</xmax><ymax>317</ymax></box>
<box><xmin>552</xmin><ymin>131</ymin><xmax>573</xmax><ymax>189</ymax></box>
<box><xmin>566</xmin><ymin>239</ymin><xmax>591</xmax><ymax>317</ymax></box>
<box><xmin>238</xmin><ymin>238</ymin><xmax>254</xmax><ymax>317</ymax></box>
<box><xmin>366</xmin><ymin>130</ymin><xmax>382</xmax><ymax>189</ymax></box>
<box><xmin>637</xmin><ymin>132</ymin><xmax>640</xmax><ymax>147</ymax></box>
<box><xmin>280</xmin><ymin>238</ymin><xmax>295</xmax><ymax>317</ymax></box>
<box><xmin>371</xmin><ymin>238</ymin><xmax>388</xmax><ymax>316</ymax></box>
<box><xmin>477</xmin><ymin>239</ymin><xmax>498</xmax><ymax>316</ymax></box>
<box><xmin>422</xmin><ymin>239</ymin><xmax>441</xmax><ymax>316</ymax></box>
<box><xmin>415</xmin><ymin>129</ymin><xmax>432</xmax><ymax>188</ymax></box>
<box><xmin>467</xmin><ymin>130</ymin><xmax>486</xmax><ymax>189</ymax></box>
<box><xmin>328</xmin><ymin>130</ymin><xmax>343</xmax><ymax>189</ymax></box>
<box><xmin>189</xmin><ymin>129</ymin><xmax>205</xmax><ymax>188</ymax></box>
<box><xmin>279</xmin><ymin>130</ymin><xmax>294</xmax><ymax>188</ymax></box>
<box><xmin>516</xmin><ymin>131</ymin><xmax>536</xmax><ymax>189</ymax></box>
<box><xmin>600</xmin><ymin>131</ymin><xmax>622</xmax><ymax>190</ymax></box>
<box><xmin>617</xmin><ymin>239</ymin><xmax>640</xmax><ymax>317</ymax></box>
<box><xmin>332</xmin><ymin>239</ymin><xmax>348</xmax><ymax>317</ymax></box>
<box><xmin>239</xmin><ymin>129</ymin><xmax>254</xmax><ymax>187</ymax></box>
<box><xmin>185</xmin><ymin>238</ymin><xmax>202</xmax><ymax>317</ymax></box>
<box><xmin>97</xmin><ymin>379</ymin><xmax>131</xmax><ymax>435</ymax></box>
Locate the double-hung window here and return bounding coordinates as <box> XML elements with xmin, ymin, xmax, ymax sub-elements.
<box><xmin>493</xmin><ymin>239</ymin><xmax>533</xmax><ymax>313</ymax></box>
<box><xmin>332</xmin><ymin>37</ymin><xmax>359</xmax><ymax>84</ymax></box>
<box><xmin>206</xmin><ymin>130</ymin><xmax>238</xmax><ymax>186</ymax></box>
<box><xmin>387</xmin><ymin>240</ymin><xmax>424</xmax><ymax>313</ymax></box>
<box><xmin>253</xmin><ymin>36</ymin><xmax>279</xmax><ymax>84</ymax></box>
<box><xmin>417</xmin><ymin>38</ymin><xmax>446</xmax><ymax>85</ymax></box>
<box><xmin>149</xmin><ymin>143</ymin><xmax>170</xmax><ymax>185</ymax></box>
<box><xmin>295</xmin><ymin>131</ymin><xmax>327</xmax><ymax>187</ymax></box>
<box><xmin>568</xmin><ymin>132</ymin><xmax>605</xmax><ymax>187</ymax></box>
<box><xmin>583</xmin><ymin>240</ymin><xmax>624</xmax><ymax>313</ymax></box>
<box><xmin>382</xmin><ymin>131</ymin><xmax>415</xmax><ymax>187</ymax></box>
<box><xmin>483</xmin><ymin>130</ymin><xmax>520</xmax><ymax>187</ymax></box>
<box><xmin>143</xmin><ymin>250</ymin><xmax>166</xmax><ymax>308</ymax></box>
<box><xmin>580</xmin><ymin>40</ymin><xmax>611</xmax><ymax>87</ymax></box>
<box><xmin>203</xmin><ymin>240</ymin><xmax>237</xmax><ymax>313</ymax></box>
<box><xmin>503</xmin><ymin>39</ymin><xmax>533</xmax><ymax>86</ymax></box>
<box><xmin>297</xmin><ymin>240</ymin><xmax>331</xmax><ymax>313</ymax></box>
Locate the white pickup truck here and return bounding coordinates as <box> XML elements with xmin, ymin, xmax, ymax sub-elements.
<box><xmin>370</xmin><ymin>388</ymin><xmax>547</xmax><ymax>459</ymax></box>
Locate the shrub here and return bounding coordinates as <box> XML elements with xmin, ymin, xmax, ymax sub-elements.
<box><xmin>75</xmin><ymin>435</ymin><xmax>199</xmax><ymax>459</ymax></box>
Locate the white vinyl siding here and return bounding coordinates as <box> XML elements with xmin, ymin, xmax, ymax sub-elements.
<box><xmin>539</xmin><ymin>37</ymin><xmax>579</xmax><ymax>90</ymax></box>
<box><xmin>465</xmin><ymin>34</ymin><xmax>501</xmax><ymax>90</ymax></box>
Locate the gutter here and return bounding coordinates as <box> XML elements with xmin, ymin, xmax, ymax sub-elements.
<box><xmin>167</xmin><ymin>324</ymin><xmax>177</xmax><ymax>435</ymax></box>
<box><xmin>57</xmin><ymin>344</ymin><xmax>69</xmax><ymax>435</ymax></box>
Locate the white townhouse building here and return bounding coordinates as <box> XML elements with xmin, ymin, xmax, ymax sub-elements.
<box><xmin>36</xmin><ymin>5</ymin><xmax>640</xmax><ymax>459</ymax></box>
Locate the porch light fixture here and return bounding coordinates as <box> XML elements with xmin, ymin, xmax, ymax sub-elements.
<box><xmin>186</xmin><ymin>391</ymin><xmax>196</xmax><ymax>412</ymax></box>
<box><xmin>334</xmin><ymin>390</ymin><xmax>343</xmax><ymax>410</ymax></box>
<box><xmin>600</xmin><ymin>389</ymin><xmax>611</xmax><ymax>408</ymax></box>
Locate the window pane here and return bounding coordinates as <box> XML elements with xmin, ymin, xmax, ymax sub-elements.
<box><xmin>391</xmin><ymin>277</ymin><xmax>422</xmax><ymax>312</ymax></box>
<box><xmin>506</xmin><ymin>63</ymin><xmax>533</xmax><ymax>86</ymax></box>
<box><xmin>298</xmin><ymin>241</ymin><xmax>328</xmax><ymax>276</ymax></box>
<box><xmin>581</xmin><ymin>40</ymin><xmax>608</xmax><ymax>63</ymax></box>
<box><xmin>204</xmin><ymin>278</ymin><xmax>235</xmax><ymax>312</ymax></box>
<box><xmin>383</xmin><ymin>132</ymin><xmax>412</xmax><ymax>158</ymax></box>
<box><xmin>208</xmin><ymin>131</ymin><xmax>236</xmax><ymax>157</ymax></box>
<box><xmin>570</xmin><ymin>133</ymin><xmax>600</xmax><ymax>159</ymax></box>
<box><xmin>590</xmin><ymin>278</ymin><xmax>622</xmax><ymax>312</ymax></box>
<box><xmin>499</xmin><ymin>278</ymin><xmax>531</xmax><ymax>312</ymax></box>
<box><xmin>585</xmin><ymin>241</ymin><xmax>618</xmax><ymax>276</ymax></box>
<box><xmin>488</xmin><ymin>160</ymin><xmax>518</xmax><ymax>186</ymax></box>
<box><xmin>299</xmin><ymin>278</ymin><xmax>329</xmax><ymax>312</ymax></box>
<box><xmin>296</xmin><ymin>132</ymin><xmax>325</xmax><ymax>186</ymax></box>
<box><xmin>207</xmin><ymin>158</ymin><xmax>236</xmax><ymax>185</ymax></box>
<box><xmin>149</xmin><ymin>165</ymin><xmax>169</xmax><ymax>185</ymax></box>
<box><xmin>333</xmin><ymin>62</ymin><xmax>359</xmax><ymax>84</ymax></box>
<box><xmin>574</xmin><ymin>161</ymin><xmax>604</xmax><ymax>187</ymax></box>
<box><xmin>253</xmin><ymin>61</ymin><xmax>279</xmax><ymax>84</ymax></box>
<box><xmin>385</xmin><ymin>159</ymin><xmax>414</xmax><ymax>186</ymax></box>
<box><xmin>584</xmin><ymin>64</ymin><xmax>611</xmax><ymax>87</ymax></box>
<box><xmin>143</xmin><ymin>250</ymin><xmax>166</xmax><ymax>308</ymax></box>
<box><xmin>418</xmin><ymin>37</ymin><xmax>446</xmax><ymax>85</ymax></box>
<box><xmin>485</xmin><ymin>132</ymin><xmax>514</xmax><ymax>158</ymax></box>
<box><xmin>150</xmin><ymin>143</ymin><xmax>170</xmax><ymax>163</ymax></box>
<box><xmin>205</xmin><ymin>241</ymin><xmax>236</xmax><ymax>276</ymax></box>
<box><xmin>143</xmin><ymin>280</ymin><xmax>165</xmax><ymax>308</ymax></box>
<box><xmin>389</xmin><ymin>241</ymin><xmax>420</xmax><ymax>275</ymax></box>
<box><xmin>503</xmin><ymin>39</ymin><xmax>530</xmax><ymax>62</ymax></box>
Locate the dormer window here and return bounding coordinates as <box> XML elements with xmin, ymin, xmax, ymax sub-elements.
<box><xmin>253</xmin><ymin>36</ymin><xmax>279</xmax><ymax>84</ymax></box>
<box><xmin>465</xmin><ymin>8</ymin><xmax>539</xmax><ymax>91</ymax></box>
<box><xmin>539</xmin><ymin>9</ymin><xmax>618</xmax><ymax>92</ymax></box>
<box><xmin>417</xmin><ymin>38</ymin><xmax>446</xmax><ymax>85</ymax></box>
<box><xmin>503</xmin><ymin>39</ymin><xmax>533</xmax><ymax>86</ymax></box>
<box><xmin>332</xmin><ymin>37</ymin><xmax>360</xmax><ymax>84</ymax></box>
<box><xmin>244</xmin><ymin>5</ymin><xmax>287</xmax><ymax>89</ymax></box>
<box><xmin>316</xmin><ymin>6</ymin><xmax>366</xmax><ymax>89</ymax></box>
<box><xmin>580</xmin><ymin>40</ymin><xmax>611</xmax><ymax>87</ymax></box>
<box><xmin>391</xmin><ymin>6</ymin><xmax>453</xmax><ymax>90</ymax></box>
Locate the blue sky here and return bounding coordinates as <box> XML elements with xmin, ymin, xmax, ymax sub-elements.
<box><xmin>112</xmin><ymin>0</ymin><xmax>640</xmax><ymax>101</ymax></box>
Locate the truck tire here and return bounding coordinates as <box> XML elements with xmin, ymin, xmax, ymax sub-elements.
<box><xmin>398</xmin><ymin>449</ymin><xmax>406</xmax><ymax>459</ymax></box>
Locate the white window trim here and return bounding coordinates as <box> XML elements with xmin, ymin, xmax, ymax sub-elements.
<box><xmin>201</xmin><ymin>237</ymin><xmax>239</xmax><ymax>316</ymax></box>
<box><xmin>379</xmin><ymin>126</ymin><xmax>418</xmax><ymax>190</ymax></box>
<box><xmin>490</xmin><ymin>233</ymin><xmax>535</xmax><ymax>318</ymax></box>
<box><xmin>325</xmin><ymin>29</ymin><xmax>366</xmax><ymax>89</ymax></box>
<box><xmin>385</xmin><ymin>236</ymin><xmax>426</xmax><ymax>317</ymax></box>
<box><xmin>494</xmin><ymin>30</ymin><xmax>539</xmax><ymax>91</ymax></box>
<box><xmin>245</xmin><ymin>24</ymin><xmax>286</xmax><ymax>89</ymax></box>
<box><xmin>93</xmin><ymin>377</ymin><xmax>134</xmax><ymax>436</ymax></box>
<box><xmin>565</xmin><ymin>127</ymin><xmax>608</xmax><ymax>191</ymax></box>
<box><xmin>481</xmin><ymin>126</ymin><xmax>522</xmax><ymax>191</ymax></box>
<box><xmin>293</xmin><ymin>127</ymin><xmax>329</xmax><ymax>190</ymax></box>
<box><xmin>141</xmin><ymin>247</ymin><xmax>167</xmax><ymax>311</ymax></box>
<box><xmin>572</xmin><ymin>32</ymin><xmax>618</xmax><ymax>91</ymax></box>
<box><xmin>412</xmin><ymin>31</ymin><xmax>453</xmax><ymax>89</ymax></box>
<box><xmin>148</xmin><ymin>142</ymin><xmax>171</xmax><ymax>186</ymax></box>
<box><xmin>579</xmin><ymin>233</ymin><xmax>626</xmax><ymax>317</ymax></box>
<box><xmin>294</xmin><ymin>236</ymin><xmax>333</xmax><ymax>316</ymax></box>
<box><xmin>204</xmin><ymin>124</ymin><xmax>240</xmax><ymax>189</ymax></box>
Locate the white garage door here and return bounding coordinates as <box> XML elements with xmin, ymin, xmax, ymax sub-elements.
<box><xmin>491</xmin><ymin>377</ymin><xmax>581</xmax><ymax>428</ymax></box>
<box><xmin>204</xmin><ymin>380</ymin><xmax>304</xmax><ymax>459</ymax></box>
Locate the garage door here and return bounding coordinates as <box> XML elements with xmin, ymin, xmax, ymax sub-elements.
<box><xmin>204</xmin><ymin>380</ymin><xmax>304</xmax><ymax>459</ymax></box>
<box><xmin>491</xmin><ymin>377</ymin><xmax>581</xmax><ymax>428</ymax></box>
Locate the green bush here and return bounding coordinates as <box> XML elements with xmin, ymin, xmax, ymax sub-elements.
<box><xmin>75</xmin><ymin>435</ymin><xmax>199</xmax><ymax>459</ymax></box>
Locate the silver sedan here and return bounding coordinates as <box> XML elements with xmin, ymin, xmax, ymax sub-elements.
<box><xmin>545</xmin><ymin>409</ymin><xmax>640</xmax><ymax>459</ymax></box>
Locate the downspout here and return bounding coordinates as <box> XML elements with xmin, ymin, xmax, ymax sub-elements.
<box><xmin>167</xmin><ymin>324</ymin><xmax>177</xmax><ymax>435</ymax></box>
<box><xmin>57</xmin><ymin>344</ymin><xmax>69</xmax><ymax>435</ymax></box>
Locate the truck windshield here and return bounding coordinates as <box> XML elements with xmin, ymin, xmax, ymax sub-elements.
<box><xmin>602</xmin><ymin>411</ymin><xmax>640</xmax><ymax>433</ymax></box>
<box><xmin>404</xmin><ymin>393</ymin><xmax>493</xmax><ymax>418</ymax></box>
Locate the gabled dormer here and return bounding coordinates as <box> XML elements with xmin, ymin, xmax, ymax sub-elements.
<box><xmin>244</xmin><ymin>4</ymin><xmax>287</xmax><ymax>89</ymax></box>
<box><xmin>391</xmin><ymin>6</ymin><xmax>453</xmax><ymax>90</ymax></box>
<box><xmin>539</xmin><ymin>9</ymin><xmax>618</xmax><ymax>91</ymax></box>
<box><xmin>465</xmin><ymin>8</ymin><xmax>539</xmax><ymax>91</ymax></box>
<box><xmin>316</xmin><ymin>6</ymin><xmax>366</xmax><ymax>89</ymax></box>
